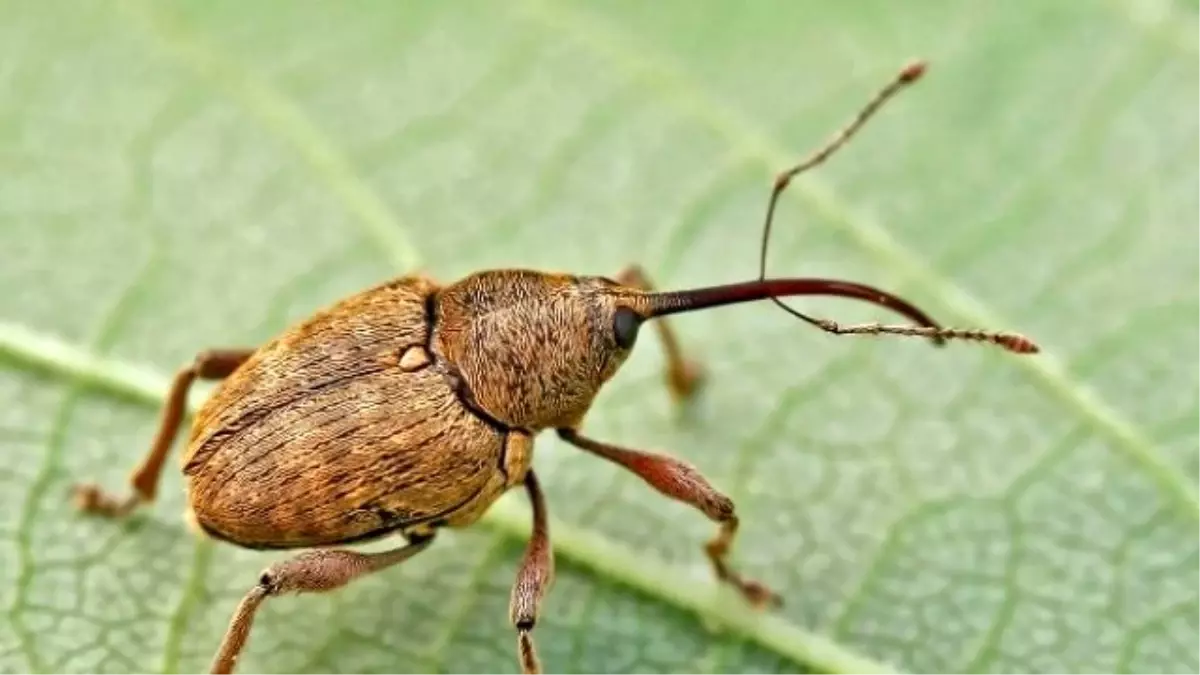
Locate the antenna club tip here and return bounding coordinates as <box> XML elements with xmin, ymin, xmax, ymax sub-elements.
<box><xmin>999</xmin><ymin>333</ymin><xmax>1040</xmax><ymax>355</ymax></box>
<box><xmin>899</xmin><ymin>60</ymin><xmax>928</xmax><ymax>83</ymax></box>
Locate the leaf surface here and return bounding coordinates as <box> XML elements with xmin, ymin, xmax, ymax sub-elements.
<box><xmin>1</xmin><ymin>1</ymin><xmax>1196</xmax><ymax>672</ymax></box>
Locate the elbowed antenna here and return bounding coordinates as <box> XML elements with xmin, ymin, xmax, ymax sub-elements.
<box><xmin>659</xmin><ymin>57</ymin><xmax>1040</xmax><ymax>357</ymax></box>
<box><xmin>629</xmin><ymin>59</ymin><xmax>1039</xmax><ymax>357</ymax></box>
<box><xmin>645</xmin><ymin>279</ymin><xmax>1039</xmax><ymax>355</ymax></box>
<box><xmin>756</xmin><ymin>60</ymin><xmax>931</xmax><ymax>336</ymax></box>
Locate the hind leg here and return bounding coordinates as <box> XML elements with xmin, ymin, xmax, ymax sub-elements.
<box><xmin>73</xmin><ymin>348</ymin><xmax>253</xmax><ymax>517</ymax></box>
<box><xmin>210</xmin><ymin>534</ymin><xmax>434</xmax><ymax>673</ymax></box>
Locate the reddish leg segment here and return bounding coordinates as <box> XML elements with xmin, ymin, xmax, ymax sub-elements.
<box><xmin>509</xmin><ymin>470</ymin><xmax>554</xmax><ymax>674</ymax></box>
<box><xmin>73</xmin><ymin>348</ymin><xmax>254</xmax><ymax>517</ymax></box>
<box><xmin>615</xmin><ymin>264</ymin><xmax>704</xmax><ymax>403</ymax></box>
<box><xmin>210</xmin><ymin>534</ymin><xmax>434</xmax><ymax>673</ymax></box>
<box><xmin>558</xmin><ymin>428</ymin><xmax>780</xmax><ymax>609</ymax></box>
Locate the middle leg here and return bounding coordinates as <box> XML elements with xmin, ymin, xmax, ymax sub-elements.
<box><xmin>558</xmin><ymin>427</ymin><xmax>780</xmax><ymax>609</ymax></box>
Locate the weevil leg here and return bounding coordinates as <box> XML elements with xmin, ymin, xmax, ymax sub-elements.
<box><xmin>210</xmin><ymin>534</ymin><xmax>434</xmax><ymax>674</ymax></box>
<box><xmin>509</xmin><ymin>470</ymin><xmax>554</xmax><ymax>675</ymax></box>
<box><xmin>558</xmin><ymin>428</ymin><xmax>781</xmax><ymax>609</ymax></box>
<box><xmin>73</xmin><ymin>348</ymin><xmax>254</xmax><ymax>518</ymax></box>
<box><xmin>615</xmin><ymin>264</ymin><xmax>704</xmax><ymax>404</ymax></box>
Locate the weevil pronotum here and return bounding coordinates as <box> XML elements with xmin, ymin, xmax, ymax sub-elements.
<box><xmin>72</xmin><ymin>59</ymin><xmax>1038</xmax><ymax>674</ymax></box>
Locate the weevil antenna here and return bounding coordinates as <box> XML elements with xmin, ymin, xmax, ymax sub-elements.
<box><xmin>758</xmin><ymin>60</ymin><xmax>929</xmax><ymax>331</ymax></box>
<box><xmin>644</xmin><ymin>59</ymin><xmax>1039</xmax><ymax>355</ymax></box>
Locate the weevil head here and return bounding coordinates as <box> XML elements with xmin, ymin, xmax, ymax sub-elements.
<box><xmin>431</xmin><ymin>269</ymin><xmax>652</xmax><ymax>430</ymax></box>
<box><xmin>431</xmin><ymin>267</ymin><xmax>1039</xmax><ymax>431</ymax></box>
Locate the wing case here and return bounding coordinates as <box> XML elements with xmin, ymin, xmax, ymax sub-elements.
<box><xmin>183</xmin><ymin>276</ymin><xmax>503</xmax><ymax>549</ymax></box>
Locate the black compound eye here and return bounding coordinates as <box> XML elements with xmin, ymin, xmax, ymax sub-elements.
<box><xmin>612</xmin><ymin>307</ymin><xmax>642</xmax><ymax>349</ymax></box>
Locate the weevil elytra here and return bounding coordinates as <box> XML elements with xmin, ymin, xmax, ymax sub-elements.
<box><xmin>72</xmin><ymin>59</ymin><xmax>1038</xmax><ymax>675</ymax></box>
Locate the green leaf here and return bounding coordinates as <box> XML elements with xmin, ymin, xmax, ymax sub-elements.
<box><xmin>1</xmin><ymin>0</ymin><xmax>1196</xmax><ymax>672</ymax></box>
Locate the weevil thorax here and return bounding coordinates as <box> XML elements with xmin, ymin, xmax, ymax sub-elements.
<box><xmin>431</xmin><ymin>269</ymin><xmax>650</xmax><ymax>430</ymax></box>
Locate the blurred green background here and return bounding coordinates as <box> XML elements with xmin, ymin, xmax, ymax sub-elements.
<box><xmin>1</xmin><ymin>1</ymin><xmax>1197</xmax><ymax>673</ymax></box>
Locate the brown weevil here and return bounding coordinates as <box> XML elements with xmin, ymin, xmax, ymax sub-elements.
<box><xmin>71</xmin><ymin>59</ymin><xmax>1038</xmax><ymax>674</ymax></box>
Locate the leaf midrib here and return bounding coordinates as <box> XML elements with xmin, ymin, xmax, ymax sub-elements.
<box><xmin>6</xmin><ymin>0</ymin><xmax>1194</xmax><ymax>673</ymax></box>
<box><xmin>0</xmin><ymin>320</ymin><xmax>896</xmax><ymax>674</ymax></box>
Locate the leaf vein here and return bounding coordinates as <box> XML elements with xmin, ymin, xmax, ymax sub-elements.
<box><xmin>421</xmin><ymin>534</ymin><xmax>509</xmax><ymax>672</ymax></box>
<box><xmin>160</xmin><ymin>539</ymin><xmax>215</xmax><ymax>673</ymax></box>
<box><xmin>0</xmin><ymin>322</ymin><xmax>899</xmax><ymax>674</ymax></box>
<box><xmin>114</xmin><ymin>0</ymin><xmax>421</xmax><ymax>272</ymax></box>
<box><xmin>6</xmin><ymin>252</ymin><xmax>163</xmax><ymax>672</ymax></box>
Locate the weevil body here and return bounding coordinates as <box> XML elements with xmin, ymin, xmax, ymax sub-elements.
<box><xmin>71</xmin><ymin>60</ymin><xmax>1039</xmax><ymax>675</ymax></box>
<box><xmin>183</xmin><ymin>270</ymin><xmax>639</xmax><ymax>550</ymax></box>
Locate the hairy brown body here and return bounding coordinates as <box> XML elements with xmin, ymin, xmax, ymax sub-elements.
<box><xmin>68</xmin><ymin>60</ymin><xmax>1037</xmax><ymax>675</ymax></box>
<box><xmin>184</xmin><ymin>275</ymin><xmax>534</xmax><ymax>549</ymax></box>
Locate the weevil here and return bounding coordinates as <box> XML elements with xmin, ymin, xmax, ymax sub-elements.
<box><xmin>72</xmin><ymin>60</ymin><xmax>1038</xmax><ymax>674</ymax></box>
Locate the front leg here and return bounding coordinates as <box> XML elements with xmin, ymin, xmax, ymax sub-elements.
<box><xmin>558</xmin><ymin>428</ymin><xmax>780</xmax><ymax>609</ymax></box>
<box><xmin>509</xmin><ymin>470</ymin><xmax>554</xmax><ymax>674</ymax></box>
<box><xmin>615</xmin><ymin>264</ymin><xmax>704</xmax><ymax>404</ymax></box>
